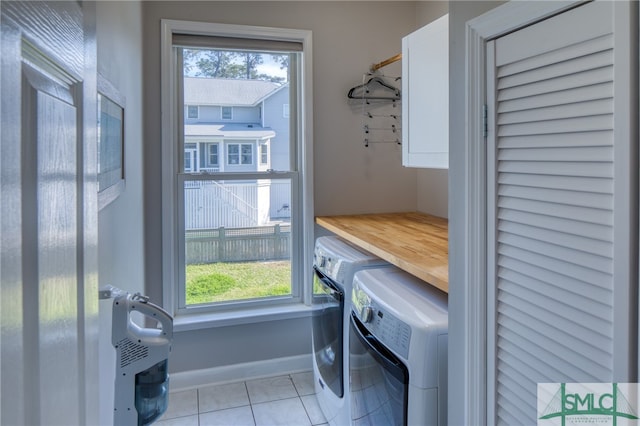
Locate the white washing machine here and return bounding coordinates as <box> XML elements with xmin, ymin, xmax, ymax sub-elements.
<box><xmin>349</xmin><ymin>267</ymin><xmax>448</xmax><ymax>426</ymax></box>
<box><xmin>312</xmin><ymin>236</ymin><xmax>390</xmax><ymax>426</ymax></box>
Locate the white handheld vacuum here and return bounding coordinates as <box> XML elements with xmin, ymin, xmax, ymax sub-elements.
<box><xmin>101</xmin><ymin>286</ymin><xmax>173</xmax><ymax>425</ymax></box>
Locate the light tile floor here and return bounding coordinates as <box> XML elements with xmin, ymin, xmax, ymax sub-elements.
<box><xmin>156</xmin><ymin>371</ymin><xmax>328</xmax><ymax>426</ymax></box>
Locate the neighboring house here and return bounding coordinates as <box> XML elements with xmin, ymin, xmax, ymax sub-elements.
<box><xmin>183</xmin><ymin>77</ymin><xmax>289</xmax><ymax>172</ymax></box>
<box><xmin>183</xmin><ymin>77</ymin><xmax>291</xmax><ymax>228</ymax></box>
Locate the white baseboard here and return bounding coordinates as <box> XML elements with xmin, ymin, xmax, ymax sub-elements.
<box><xmin>169</xmin><ymin>354</ymin><xmax>313</xmax><ymax>392</ymax></box>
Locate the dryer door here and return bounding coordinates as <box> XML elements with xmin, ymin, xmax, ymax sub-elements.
<box><xmin>311</xmin><ymin>267</ymin><xmax>344</xmax><ymax>397</ymax></box>
<box><xmin>350</xmin><ymin>312</ymin><xmax>409</xmax><ymax>426</ymax></box>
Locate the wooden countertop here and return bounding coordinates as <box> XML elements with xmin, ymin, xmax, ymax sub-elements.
<box><xmin>315</xmin><ymin>212</ymin><xmax>448</xmax><ymax>293</ymax></box>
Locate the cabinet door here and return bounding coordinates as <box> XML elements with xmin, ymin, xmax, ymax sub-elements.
<box><xmin>402</xmin><ymin>14</ymin><xmax>448</xmax><ymax>169</ymax></box>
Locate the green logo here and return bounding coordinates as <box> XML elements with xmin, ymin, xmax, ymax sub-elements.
<box><xmin>538</xmin><ymin>383</ymin><xmax>639</xmax><ymax>426</ymax></box>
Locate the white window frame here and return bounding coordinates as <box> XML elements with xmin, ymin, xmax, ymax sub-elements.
<box><xmin>221</xmin><ymin>106</ymin><xmax>233</xmax><ymax>120</ymax></box>
<box><xmin>260</xmin><ymin>143</ymin><xmax>268</xmax><ymax>165</ymax></box>
<box><xmin>184</xmin><ymin>142</ymin><xmax>198</xmax><ymax>172</ymax></box>
<box><xmin>206</xmin><ymin>143</ymin><xmax>219</xmax><ymax>168</ymax></box>
<box><xmin>187</xmin><ymin>105</ymin><xmax>199</xmax><ymax>119</ymax></box>
<box><xmin>227</xmin><ymin>142</ymin><xmax>253</xmax><ymax>165</ymax></box>
<box><xmin>160</xmin><ymin>20</ymin><xmax>314</xmax><ymax>326</ymax></box>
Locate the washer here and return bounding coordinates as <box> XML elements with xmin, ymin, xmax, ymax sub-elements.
<box><xmin>349</xmin><ymin>267</ymin><xmax>448</xmax><ymax>426</ymax></box>
<box><xmin>312</xmin><ymin>236</ymin><xmax>390</xmax><ymax>426</ymax></box>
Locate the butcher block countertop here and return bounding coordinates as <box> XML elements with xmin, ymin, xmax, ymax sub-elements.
<box><xmin>315</xmin><ymin>212</ymin><xmax>449</xmax><ymax>293</ymax></box>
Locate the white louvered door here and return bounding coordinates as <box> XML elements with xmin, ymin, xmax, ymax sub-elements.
<box><xmin>485</xmin><ymin>2</ymin><xmax>637</xmax><ymax>425</ymax></box>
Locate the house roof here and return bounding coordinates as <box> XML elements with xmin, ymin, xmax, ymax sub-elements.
<box><xmin>184</xmin><ymin>77</ymin><xmax>282</xmax><ymax>106</ymax></box>
<box><xmin>185</xmin><ymin>123</ymin><xmax>275</xmax><ymax>139</ymax></box>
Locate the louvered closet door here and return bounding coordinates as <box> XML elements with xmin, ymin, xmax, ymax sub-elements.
<box><xmin>486</xmin><ymin>2</ymin><xmax>636</xmax><ymax>425</ymax></box>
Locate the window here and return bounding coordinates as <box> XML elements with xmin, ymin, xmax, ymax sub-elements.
<box><xmin>187</xmin><ymin>105</ymin><xmax>199</xmax><ymax>118</ymax></box>
<box><xmin>260</xmin><ymin>144</ymin><xmax>268</xmax><ymax>165</ymax></box>
<box><xmin>241</xmin><ymin>144</ymin><xmax>252</xmax><ymax>164</ymax></box>
<box><xmin>227</xmin><ymin>143</ymin><xmax>253</xmax><ymax>165</ymax></box>
<box><xmin>161</xmin><ymin>20</ymin><xmax>313</xmax><ymax>318</ymax></box>
<box><xmin>283</xmin><ymin>104</ymin><xmax>289</xmax><ymax>118</ymax></box>
<box><xmin>184</xmin><ymin>143</ymin><xmax>197</xmax><ymax>172</ymax></box>
<box><xmin>206</xmin><ymin>143</ymin><xmax>219</xmax><ymax>168</ymax></box>
<box><xmin>221</xmin><ymin>106</ymin><xmax>233</xmax><ymax>120</ymax></box>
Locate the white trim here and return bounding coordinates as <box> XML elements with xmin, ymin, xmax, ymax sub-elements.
<box><xmin>464</xmin><ymin>2</ymin><xmax>585</xmax><ymax>425</ymax></box>
<box><xmin>169</xmin><ymin>354</ymin><xmax>313</xmax><ymax>392</ymax></box>
<box><xmin>162</xmin><ymin>19</ymin><xmax>310</xmax><ymax>45</ymax></box>
<box><xmin>484</xmin><ymin>39</ymin><xmax>497</xmax><ymax>425</ymax></box>
<box><xmin>161</xmin><ymin>19</ymin><xmax>178</xmax><ymax>312</ymax></box>
<box><xmin>173</xmin><ymin>303</ymin><xmax>312</xmax><ymax>332</ymax></box>
<box><xmin>612</xmin><ymin>0</ymin><xmax>638</xmax><ymax>380</ymax></box>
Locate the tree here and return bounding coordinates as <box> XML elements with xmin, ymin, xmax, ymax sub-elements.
<box><xmin>241</xmin><ymin>52</ymin><xmax>264</xmax><ymax>79</ymax></box>
<box><xmin>271</xmin><ymin>54</ymin><xmax>289</xmax><ymax>72</ymax></box>
<box><xmin>184</xmin><ymin>49</ymin><xmax>239</xmax><ymax>78</ymax></box>
<box><xmin>183</xmin><ymin>49</ymin><xmax>286</xmax><ymax>83</ymax></box>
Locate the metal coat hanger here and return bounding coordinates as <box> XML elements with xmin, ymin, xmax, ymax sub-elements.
<box><xmin>347</xmin><ymin>76</ymin><xmax>401</xmax><ymax>101</ymax></box>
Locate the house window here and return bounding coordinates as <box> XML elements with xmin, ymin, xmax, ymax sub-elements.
<box><xmin>260</xmin><ymin>144</ymin><xmax>268</xmax><ymax>165</ymax></box>
<box><xmin>206</xmin><ymin>143</ymin><xmax>219</xmax><ymax>168</ymax></box>
<box><xmin>187</xmin><ymin>105</ymin><xmax>199</xmax><ymax>118</ymax></box>
<box><xmin>227</xmin><ymin>143</ymin><xmax>253</xmax><ymax>165</ymax></box>
<box><xmin>162</xmin><ymin>20</ymin><xmax>312</xmax><ymax>316</ymax></box>
<box><xmin>241</xmin><ymin>144</ymin><xmax>252</xmax><ymax>164</ymax></box>
<box><xmin>221</xmin><ymin>106</ymin><xmax>233</xmax><ymax>120</ymax></box>
<box><xmin>184</xmin><ymin>143</ymin><xmax>197</xmax><ymax>172</ymax></box>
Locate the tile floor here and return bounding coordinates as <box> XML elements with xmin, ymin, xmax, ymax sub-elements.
<box><xmin>156</xmin><ymin>371</ymin><xmax>328</xmax><ymax>426</ymax></box>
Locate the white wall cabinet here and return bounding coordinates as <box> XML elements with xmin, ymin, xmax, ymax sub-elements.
<box><xmin>402</xmin><ymin>14</ymin><xmax>448</xmax><ymax>169</ymax></box>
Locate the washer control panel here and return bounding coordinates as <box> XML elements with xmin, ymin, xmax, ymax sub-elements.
<box><xmin>352</xmin><ymin>286</ymin><xmax>412</xmax><ymax>359</ymax></box>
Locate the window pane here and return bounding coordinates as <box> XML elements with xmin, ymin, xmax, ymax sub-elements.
<box><xmin>183</xmin><ymin>178</ymin><xmax>292</xmax><ymax>305</ymax></box>
<box><xmin>228</xmin><ymin>144</ymin><xmax>239</xmax><ymax>164</ymax></box>
<box><xmin>241</xmin><ymin>144</ymin><xmax>252</xmax><ymax>164</ymax></box>
<box><xmin>182</xmin><ymin>48</ymin><xmax>292</xmax><ymax>173</ymax></box>
<box><xmin>207</xmin><ymin>144</ymin><xmax>218</xmax><ymax>167</ymax></box>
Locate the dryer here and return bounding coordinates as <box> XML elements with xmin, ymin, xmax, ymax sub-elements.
<box><xmin>349</xmin><ymin>267</ymin><xmax>448</xmax><ymax>426</ymax></box>
<box><xmin>312</xmin><ymin>236</ymin><xmax>389</xmax><ymax>426</ymax></box>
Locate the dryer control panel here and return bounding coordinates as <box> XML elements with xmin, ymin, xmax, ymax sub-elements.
<box><xmin>352</xmin><ymin>284</ymin><xmax>412</xmax><ymax>359</ymax></box>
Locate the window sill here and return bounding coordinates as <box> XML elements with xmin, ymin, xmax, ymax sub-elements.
<box><xmin>172</xmin><ymin>303</ymin><xmax>313</xmax><ymax>332</ymax></box>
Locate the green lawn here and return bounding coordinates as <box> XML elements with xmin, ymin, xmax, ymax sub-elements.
<box><xmin>185</xmin><ymin>261</ymin><xmax>291</xmax><ymax>305</ymax></box>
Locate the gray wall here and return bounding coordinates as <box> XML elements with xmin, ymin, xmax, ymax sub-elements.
<box><xmin>141</xmin><ymin>1</ymin><xmax>446</xmax><ymax>374</ymax></box>
<box><xmin>96</xmin><ymin>1</ymin><xmax>145</xmax><ymax>424</ymax></box>
<box><xmin>447</xmin><ymin>2</ymin><xmax>504</xmax><ymax>426</ymax></box>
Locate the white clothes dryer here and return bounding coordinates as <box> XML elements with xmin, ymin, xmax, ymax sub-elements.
<box><xmin>349</xmin><ymin>267</ymin><xmax>448</xmax><ymax>426</ymax></box>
